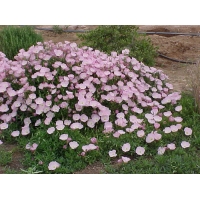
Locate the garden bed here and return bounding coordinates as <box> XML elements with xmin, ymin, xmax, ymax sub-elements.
<box><xmin>0</xmin><ymin>25</ymin><xmax>200</xmax><ymax>174</ymax></box>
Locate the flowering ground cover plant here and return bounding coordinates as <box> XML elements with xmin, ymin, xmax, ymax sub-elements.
<box><xmin>0</xmin><ymin>41</ymin><xmax>193</xmax><ymax>173</ymax></box>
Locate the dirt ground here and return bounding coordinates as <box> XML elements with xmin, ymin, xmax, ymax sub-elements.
<box><xmin>1</xmin><ymin>25</ymin><xmax>200</xmax><ymax>174</ymax></box>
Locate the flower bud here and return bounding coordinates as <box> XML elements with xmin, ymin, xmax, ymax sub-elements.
<box><xmin>90</xmin><ymin>137</ymin><xmax>97</xmax><ymax>144</ymax></box>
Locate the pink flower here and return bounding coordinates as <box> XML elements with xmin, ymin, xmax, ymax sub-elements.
<box><xmin>47</xmin><ymin>127</ymin><xmax>55</xmax><ymax>134</ymax></box>
<box><xmin>167</xmin><ymin>143</ymin><xmax>176</xmax><ymax>150</ymax></box>
<box><xmin>61</xmin><ymin>81</ymin><xmax>69</xmax><ymax>88</ymax></box>
<box><xmin>153</xmin><ymin>131</ymin><xmax>162</xmax><ymax>140</ymax></box>
<box><xmin>176</xmin><ymin>124</ymin><xmax>182</xmax><ymax>130</ymax></box>
<box><xmin>122</xmin><ymin>143</ymin><xmax>131</xmax><ymax>152</ymax></box>
<box><xmin>0</xmin><ymin>104</ymin><xmax>9</xmax><ymax>112</ymax></box>
<box><xmin>13</xmin><ymin>101</ymin><xmax>21</xmax><ymax>108</ymax></box>
<box><xmin>54</xmin><ymin>49</ymin><xmax>63</xmax><ymax>57</ymax></box>
<box><xmin>91</xmin><ymin>114</ymin><xmax>100</xmax><ymax>123</ymax></box>
<box><xmin>35</xmin><ymin>119</ymin><xmax>42</xmax><ymax>126</ymax></box>
<box><xmin>70</xmin><ymin>122</ymin><xmax>83</xmax><ymax>129</ymax></box>
<box><xmin>82</xmin><ymin>144</ymin><xmax>97</xmax><ymax>152</ymax></box>
<box><xmin>46</xmin><ymin>101</ymin><xmax>52</xmax><ymax>107</ymax></box>
<box><xmin>21</xmin><ymin>126</ymin><xmax>30</xmax><ymax>135</ymax></box>
<box><xmin>73</xmin><ymin>114</ymin><xmax>80</xmax><ymax>121</ymax></box>
<box><xmin>25</xmin><ymin>143</ymin><xmax>31</xmax><ymax>149</ymax></box>
<box><xmin>90</xmin><ymin>137</ymin><xmax>97</xmax><ymax>144</ymax></box>
<box><xmin>80</xmin><ymin>151</ymin><xmax>85</xmax><ymax>156</ymax></box>
<box><xmin>116</xmin><ymin>112</ymin><xmax>125</xmax><ymax>119</ymax></box>
<box><xmin>115</xmin><ymin>118</ymin><xmax>127</xmax><ymax>127</ymax></box>
<box><xmin>184</xmin><ymin>127</ymin><xmax>192</xmax><ymax>136</ymax></box>
<box><xmin>87</xmin><ymin>119</ymin><xmax>95</xmax><ymax>128</ymax></box>
<box><xmin>51</xmin><ymin>105</ymin><xmax>60</xmax><ymax>112</ymax></box>
<box><xmin>56</xmin><ymin>120</ymin><xmax>63</xmax><ymax>126</ymax></box>
<box><xmin>7</xmin><ymin>88</ymin><xmax>16</xmax><ymax>97</ymax></box>
<box><xmin>181</xmin><ymin>141</ymin><xmax>190</xmax><ymax>149</ymax></box>
<box><xmin>170</xmin><ymin>125</ymin><xmax>178</xmax><ymax>133</ymax></box>
<box><xmin>126</xmin><ymin>128</ymin><xmax>134</xmax><ymax>133</ymax></box>
<box><xmin>145</xmin><ymin>112</ymin><xmax>162</xmax><ymax>124</ymax></box>
<box><xmin>82</xmin><ymin>145</ymin><xmax>89</xmax><ymax>152</ymax></box>
<box><xmin>24</xmin><ymin>117</ymin><xmax>31</xmax><ymax>125</ymax></box>
<box><xmin>0</xmin><ymin>140</ymin><xmax>3</xmax><ymax>145</ymax></box>
<box><xmin>152</xmin><ymin>92</ymin><xmax>161</xmax><ymax>99</ymax></box>
<box><xmin>48</xmin><ymin>161</ymin><xmax>60</xmax><ymax>170</ymax></box>
<box><xmin>137</xmin><ymin>130</ymin><xmax>145</xmax><ymax>138</ymax></box>
<box><xmin>69</xmin><ymin>141</ymin><xmax>79</xmax><ymax>149</ymax></box>
<box><xmin>80</xmin><ymin>114</ymin><xmax>88</xmax><ymax>122</ymax></box>
<box><xmin>154</xmin><ymin>123</ymin><xmax>160</xmax><ymax>129</ymax></box>
<box><xmin>158</xmin><ymin>147</ymin><xmax>166</xmax><ymax>155</ymax></box>
<box><xmin>35</xmin><ymin>97</ymin><xmax>44</xmax><ymax>105</ymax></box>
<box><xmin>109</xmin><ymin>150</ymin><xmax>117</xmax><ymax>157</ymax></box>
<box><xmin>122</xmin><ymin>49</ymin><xmax>130</xmax><ymax>54</ymax></box>
<box><xmin>174</xmin><ymin>117</ymin><xmax>183</xmax><ymax>123</ymax></box>
<box><xmin>0</xmin><ymin>123</ymin><xmax>8</xmax><ymax>130</ymax></box>
<box><xmin>163</xmin><ymin>127</ymin><xmax>171</xmax><ymax>134</ymax></box>
<box><xmin>101</xmin><ymin>115</ymin><xmax>109</xmax><ymax>122</ymax></box>
<box><xmin>104</xmin><ymin>122</ymin><xmax>113</xmax><ymax>129</ymax></box>
<box><xmin>64</xmin><ymin>120</ymin><xmax>71</xmax><ymax>126</ymax></box>
<box><xmin>121</xmin><ymin>156</ymin><xmax>131</xmax><ymax>163</ymax></box>
<box><xmin>44</xmin><ymin>117</ymin><xmax>52</xmax><ymax>125</ymax></box>
<box><xmin>59</xmin><ymin>134</ymin><xmax>68</xmax><ymax>141</ymax></box>
<box><xmin>122</xmin><ymin>104</ymin><xmax>129</xmax><ymax>111</ymax></box>
<box><xmin>136</xmin><ymin>146</ymin><xmax>145</xmax><ymax>155</ymax></box>
<box><xmin>38</xmin><ymin>161</ymin><xmax>43</xmax><ymax>165</ymax></box>
<box><xmin>169</xmin><ymin>116</ymin><xmax>175</xmax><ymax>122</ymax></box>
<box><xmin>113</xmin><ymin>131</ymin><xmax>121</xmax><ymax>138</ymax></box>
<box><xmin>163</xmin><ymin>111</ymin><xmax>172</xmax><ymax>117</ymax></box>
<box><xmin>88</xmin><ymin>144</ymin><xmax>98</xmax><ymax>150</ymax></box>
<box><xmin>11</xmin><ymin>130</ymin><xmax>20</xmax><ymax>137</ymax></box>
<box><xmin>146</xmin><ymin>133</ymin><xmax>155</xmax><ymax>143</ymax></box>
<box><xmin>175</xmin><ymin>105</ymin><xmax>182</xmax><ymax>112</ymax></box>
<box><xmin>78</xmin><ymin>98</ymin><xmax>87</xmax><ymax>106</ymax></box>
<box><xmin>30</xmin><ymin>143</ymin><xmax>38</xmax><ymax>151</ymax></box>
<box><xmin>67</xmin><ymin>137</ymin><xmax>72</xmax><ymax>143</ymax></box>
<box><xmin>29</xmin><ymin>93</ymin><xmax>36</xmax><ymax>99</ymax></box>
<box><xmin>117</xmin><ymin>159</ymin><xmax>123</xmax><ymax>163</ymax></box>
<box><xmin>56</xmin><ymin>124</ymin><xmax>65</xmax><ymax>130</ymax></box>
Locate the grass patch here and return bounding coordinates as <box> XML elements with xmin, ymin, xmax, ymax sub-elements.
<box><xmin>0</xmin><ymin>150</ymin><xmax>12</xmax><ymax>166</ymax></box>
<box><xmin>0</xmin><ymin>25</ymin><xmax>43</xmax><ymax>60</ymax></box>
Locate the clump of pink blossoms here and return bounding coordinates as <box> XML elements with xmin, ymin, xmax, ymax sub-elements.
<box><xmin>0</xmin><ymin>41</ymin><xmax>193</xmax><ymax>169</ymax></box>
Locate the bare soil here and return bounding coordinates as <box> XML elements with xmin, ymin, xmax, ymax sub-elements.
<box><xmin>1</xmin><ymin>25</ymin><xmax>200</xmax><ymax>174</ymax></box>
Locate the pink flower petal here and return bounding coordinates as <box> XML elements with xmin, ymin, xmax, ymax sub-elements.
<box><xmin>48</xmin><ymin>161</ymin><xmax>60</xmax><ymax>170</ymax></box>
<box><xmin>109</xmin><ymin>150</ymin><xmax>117</xmax><ymax>157</ymax></box>
<box><xmin>121</xmin><ymin>156</ymin><xmax>131</xmax><ymax>163</ymax></box>
<box><xmin>136</xmin><ymin>146</ymin><xmax>145</xmax><ymax>155</ymax></box>
<box><xmin>122</xmin><ymin>143</ymin><xmax>131</xmax><ymax>152</ymax></box>
<box><xmin>59</xmin><ymin>134</ymin><xmax>68</xmax><ymax>141</ymax></box>
<box><xmin>69</xmin><ymin>141</ymin><xmax>79</xmax><ymax>149</ymax></box>
<box><xmin>181</xmin><ymin>141</ymin><xmax>190</xmax><ymax>148</ymax></box>
<box><xmin>184</xmin><ymin>127</ymin><xmax>192</xmax><ymax>136</ymax></box>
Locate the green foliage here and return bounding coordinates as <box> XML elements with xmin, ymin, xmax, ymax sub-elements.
<box><xmin>0</xmin><ymin>26</ymin><xmax>43</xmax><ymax>60</ymax></box>
<box><xmin>78</xmin><ymin>25</ymin><xmax>158</xmax><ymax>66</ymax></box>
<box><xmin>0</xmin><ymin>150</ymin><xmax>12</xmax><ymax>166</ymax></box>
<box><xmin>52</xmin><ymin>25</ymin><xmax>64</xmax><ymax>34</ymax></box>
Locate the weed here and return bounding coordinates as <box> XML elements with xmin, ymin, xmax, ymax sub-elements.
<box><xmin>52</xmin><ymin>25</ymin><xmax>64</xmax><ymax>34</ymax></box>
